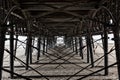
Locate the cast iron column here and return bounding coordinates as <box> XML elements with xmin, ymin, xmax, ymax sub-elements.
<box><xmin>37</xmin><ymin>37</ymin><xmax>41</xmax><ymax>60</ymax></box>
<box><xmin>10</xmin><ymin>23</ymin><xmax>14</xmax><ymax>78</ymax></box>
<box><xmin>113</xmin><ymin>0</ymin><xmax>120</xmax><ymax>79</ymax></box>
<box><xmin>75</xmin><ymin>37</ymin><xmax>78</xmax><ymax>54</ymax></box>
<box><xmin>79</xmin><ymin>37</ymin><xmax>84</xmax><ymax>59</ymax></box>
<box><xmin>43</xmin><ymin>37</ymin><xmax>46</xmax><ymax>55</ymax></box>
<box><xmin>0</xmin><ymin>0</ymin><xmax>7</xmax><ymax>79</ymax></box>
<box><xmin>103</xmin><ymin>25</ymin><xmax>108</xmax><ymax>75</ymax></box>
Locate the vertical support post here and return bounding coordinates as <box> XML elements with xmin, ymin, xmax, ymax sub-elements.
<box><xmin>52</xmin><ymin>37</ymin><xmax>55</xmax><ymax>48</ymax></box>
<box><xmin>49</xmin><ymin>38</ymin><xmax>51</xmax><ymax>48</ymax></box>
<box><xmin>75</xmin><ymin>37</ymin><xmax>78</xmax><ymax>54</ymax></box>
<box><xmin>47</xmin><ymin>38</ymin><xmax>50</xmax><ymax>48</ymax></box>
<box><xmin>10</xmin><ymin>24</ymin><xmax>14</xmax><ymax>78</ymax></box>
<box><xmin>26</xmin><ymin>35</ymin><xmax>32</xmax><ymax>70</ymax></box>
<box><xmin>113</xmin><ymin>0</ymin><xmax>120</xmax><ymax>79</ymax></box>
<box><xmin>25</xmin><ymin>41</ymin><xmax>27</xmax><ymax>56</ymax></box>
<box><xmin>103</xmin><ymin>26</ymin><xmax>108</xmax><ymax>75</ymax></box>
<box><xmin>65</xmin><ymin>37</ymin><xmax>67</xmax><ymax>47</ymax></box>
<box><xmin>86</xmin><ymin>27</ymin><xmax>94</xmax><ymax>67</ymax></box>
<box><xmin>51</xmin><ymin>38</ymin><xmax>53</xmax><ymax>48</ymax></box>
<box><xmin>0</xmin><ymin>0</ymin><xmax>8</xmax><ymax>79</ymax></box>
<box><xmin>0</xmin><ymin>25</ymin><xmax>6</xmax><ymax>80</ymax></box>
<box><xmin>86</xmin><ymin>36</ymin><xmax>90</xmax><ymax>63</ymax></box>
<box><xmin>30</xmin><ymin>37</ymin><xmax>35</xmax><ymax>54</ymax></box>
<box><xmin>69</xmin><ymin>37</ymin><xmax>72</xmax><ymax>47</ymax></box>
<box><xmin>72</xmin><ymin>37</ymin><xmax>75</xmax><ymax>52</ymax></box>
<box><xmin>79</xmin><ymin>37</ymin><xmax>84</xmax><ymax>59</ymax></box>
<box><xmin>49</xmin><ymin>38</ymin><xmax>52</xmax><ymax>48</ymax></box>
<box><xmin>70</xmin><ymin>37</ymin><xmax>72</xmax><ymax>47</ymax></box>
<box><xmin>113</xmin><ymin>29</ymin><xmax>120</xmax><ymax>80</ymax></box>
<box><xmin>29</xmin><ymin>38</ymin><xmax>32</xmax><ymax>64</ymax></box>
<box><xmin>14</xmin><ymin>35</ymin><xmax>18</xmax><ymax>60</ymax></box>
<box><xmin>46</xmin><ymin>37</ymin><xmax>48</xmax><ymax>53</ymax></box>
<box><xmin>43</xmin><ymin>37</ymin><xmax>45</xmax><ymax>55</ymax></box>
<box><xmin>29</xmin><ymin>37</ymin><xmax>34</xmax><ymax>64</ymax></box>
<box><xmin>26</xmin><ymin>20</ymin><xmax>32</xmax><ymax>70</ymax></box>
<box><xmin>91</xmin><ymin>37</ymin><xmax>94</xmax><ymax>50</ymax></box>
<box><xmin>25</xmin><ymin>37</ymin><xmax>28</xmax><ymax>69</ymax></box>
<box><xmin>37</xmin><ymin>37</ymin><xmax>41</xmax><ymax>60</ymax></box>
<box><xmin>88</xmin><ymin>35</ymin><xmax>94</xmax><ymax>67</ymax></box>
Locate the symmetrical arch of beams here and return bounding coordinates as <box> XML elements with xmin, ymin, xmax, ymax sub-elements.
<box><xmin>0</xmin><ymin>0</ymin><xmax>120</xmax><ymax>80</ymax></box>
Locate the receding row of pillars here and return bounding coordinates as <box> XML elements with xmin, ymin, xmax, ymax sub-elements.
<box><xmin>64</xmin><ymin>31</ymin><xmax>109</xmax><ymax>75</ymax></box>
<box><xmin>64</xmin><ymin>36</ymin><xmax>92</xmax><ymax>63</ymax></box>
<box><xmin>25</xmin><ymin>35</ymin><xmax>56</xmax><ymax>70</ymax></box>
<box><xmin>0</xmin><ymin>24</ymin><xmax>118</xmax><ymax>79</ymax></box>
<box><xmin>0</xmin><ymin>26</ymin><xmax>119</xmax><ymax>79</ymax></box>
<box><xmin>0</xmin><ymin>0</ymin><xmax>120</xmax><ymax>79</ymax></box>
<box><xmin>0</xmin><ymin>24</ymin><xmax>57</xmax><ymax>79</ymax></box>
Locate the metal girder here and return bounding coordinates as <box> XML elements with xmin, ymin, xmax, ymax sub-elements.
<box><xmin>42</xmin><ymin>22</ymin><xmax>76</xmax><ymax>27</ymax></box>
<box><xmin>21</xmin><ymin>2</ymin><xmax>97</xmax><ymax>11</ymax></box>
<box><xmin>38</xmin><ymin>17</ymin><xmax>80</xmax><ymax>22</ymax></box>
<box><xmin>19</xmin><ymin>0</ymin><xmax>95</xmax><ymax>18</ymax></box>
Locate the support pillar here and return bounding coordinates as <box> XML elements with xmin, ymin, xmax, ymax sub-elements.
<box><xmin>26</xmin><ymin>20</ymin><xmax>32</xmax><ymax>70</ymax></box>
<box><xmin>72</xmin><ymin>37</ymin><xmax>75</xmax><ymax>52</ymax></box>
<box><xmin>10</xmin><ymin>24</ymin><xmax>14</xmax><ymax>78</ymax></box>
<box><xmin>86</xmin><ymin>36</ymin><xmax>90</xmax><ymax>63</ymax></box>
<box><xmin>103</xmin><ymin>26</ymin><xmax>108</xmax><ymax>75</ymax></box>
<box><xmin>88</xmin><ymin>35</ymin><xmax>94</xmax><ymax>67</ymax></box>
<box><xmin>46</xmin><ymin>38</ymin><xmax>48</xmax><ymax>53</ymax></box>
<box><xmin>37</xmin><ymin>37</ymin><xmax>41</xmax><ymax>60</ymax></box>
<box><xmin>113</xmin><ymin>29</ymin><xmax>120</xmax><ymax>80</ymax></box>
<box><xmin>26</xmin><ymin>35</ymin><xmax>32</xmax><ymax>70</ymax></box>
<box><xmin>86</xmin><ymin>35</ymin><xmax>94</xmax><ymax>67</ymax></box>
<box><xmin>29</xmin><ymin>37</ymin><xmax>33</xmax><ymax>64</ymax></box>
<box><xmin>75</xmin><ymin>37</ymin><xmax>78</xmax><ymax>54</ymax></box>
<box><xmin>14</xmin><ymin>35</ymin><xmax>18</xmax><ymax>60</ymax></box>
<box><xmin>0</xmin><ymin>25</ymin><xmax>6</xmax><ymax>80</ymax></box>
<box><xmin>43</xmin><ymin>37</ymin><xmax>46</xmax><ymax>55</ymax></box>
<box><xmin>0</xmin><ymin>0</ymin><xmax>8</xmax><ymax>79</ymax></box>
<box><xmin>113</xmin><ymin>0</ymin><xmax>120</xmax><ymax>79</ymax></box>
<box><xmin>79</xmin><ymin>37</ymin><xmax>84</xmax><ymax>59</ymax></box>
<box><xmin>86</xmin><ymin>28</ymin><xmax>94</xmax><ymax>67</ymax></box>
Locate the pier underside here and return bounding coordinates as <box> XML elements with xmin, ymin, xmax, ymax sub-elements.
<box><xmin>0</xmin><ymin>0</ymin><xmax>120</xmax><ymax>80</ymax></box>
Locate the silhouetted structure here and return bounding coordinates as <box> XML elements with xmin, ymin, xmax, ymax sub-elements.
<box><xmin>0</xmin><ymin>0</ymin><xmax>120</xmax><ymax>80</ymax></box>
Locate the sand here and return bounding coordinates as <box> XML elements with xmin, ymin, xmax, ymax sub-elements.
<box><xmin>1</xmin><ymin>40</ymin><xmax>118</xmax><ymax>80</ymax></box>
